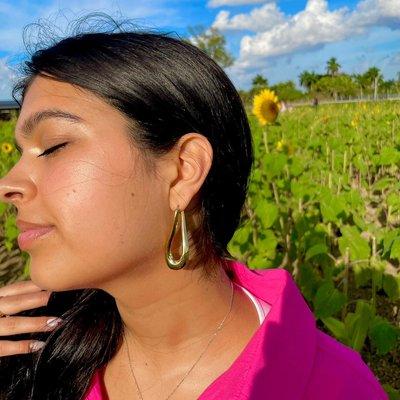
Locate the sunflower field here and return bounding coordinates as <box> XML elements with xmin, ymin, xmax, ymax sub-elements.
<box><xmin>227</xmin><ymin>94</ymin><xmax>400</xmax><ymax>398</ymax></box>
<box><xmin>0</xmin><ymin>97</ymin><xmax>399</xmax><ymax>397</ymax></box>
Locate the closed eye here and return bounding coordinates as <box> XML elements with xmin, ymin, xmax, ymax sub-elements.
<box><xmin>38</xmin><ymin>142</ymin><xmax>69</xmax><ymax>158</ymax></box>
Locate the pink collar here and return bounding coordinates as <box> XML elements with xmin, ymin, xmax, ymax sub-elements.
<box><xmin>84</xmin><ymin>260</ymin><xmax>317</xmax><ymax>399</ymax></box>
<box><xmin>198</xmin><ymin>260</ymin><xmax>316</xmax><ymax>398</ymax></box>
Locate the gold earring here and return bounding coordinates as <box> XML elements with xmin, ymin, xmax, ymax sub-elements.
<box><xmin>165</xmin><ymin>206</ymin><xmax>189</xmax><ymax>270</ymax></box>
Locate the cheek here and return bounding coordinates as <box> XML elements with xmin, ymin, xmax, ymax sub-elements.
<box><xmin>29</xmin><ymin>154</ymin><xmax>165</xmax><ymax>291</ymax></box>
<box><xmin>44</xmin><ymin>158</ymin><xmax>130</xmax><ymax>238</ymax></box>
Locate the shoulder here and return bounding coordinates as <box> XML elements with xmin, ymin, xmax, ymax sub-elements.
<box><xmin>304</xmin><ymin>329</ymin><xmax>388</xmax><ymax>399</ymax></box>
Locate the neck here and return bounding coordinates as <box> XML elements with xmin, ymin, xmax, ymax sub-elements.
<box><xmin>100</xmin><ymin>255</ymin><xmax>235</xmax><ymax>357</ymax></box>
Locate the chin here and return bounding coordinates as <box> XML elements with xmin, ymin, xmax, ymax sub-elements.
<box><xmin>28</xmin><ymin>268</ymin><xmax>73</xmax><ymax>292</ymax></box>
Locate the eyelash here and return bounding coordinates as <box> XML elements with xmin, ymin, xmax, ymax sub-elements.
<box><xmin>38</xmin><ymin>142</ymin><xmax>69</xmax><ymax>158</ymax></box>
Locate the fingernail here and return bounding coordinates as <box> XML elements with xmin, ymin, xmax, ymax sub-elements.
<box><xmin>30</xmin><ymin>341</ymin><xmax>46</xmax><ymax>352</ymax></box>
<box><xmin>46</xmin><ymin>318</ymin><xmax>63</xmax><ymax>328</ymax></box>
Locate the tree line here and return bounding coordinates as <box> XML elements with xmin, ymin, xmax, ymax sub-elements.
<box><xmin>240</xmin><ymin>57</ymin><xmax>400</xmax><ymax>105</ymax></box>
<box><xmin>184</xmin><ymin>26</ymin><xmax>400</xmax><ymax>105</ymax></box>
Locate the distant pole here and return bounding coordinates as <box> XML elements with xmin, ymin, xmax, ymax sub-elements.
<box><xmin>373</xmin><ymin>77</ymin><xmax>378</xmax><ymax>100</ymax></box>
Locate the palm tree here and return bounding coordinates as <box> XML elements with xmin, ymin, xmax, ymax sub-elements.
<box><xmin>252</xmin><ymin>74</ymin><xmax>269</xmax><ymax>90</ymax></box>
<box><xmin>249</xmin><ymin>74</ymin><xmax>269</xmax><ymax>99</ymax></box>
<box><xmin>299</xmin><ymin>70</ymin><xmax>319</xmax><ymax>92</ymax></box>
<box><xmin>326</xmin><ymin>57</ymin><xmax>341</xmax><ymax>77</ymax></box>
<box><xmin>352</xmin><ymin>73</ymin><xmax>369</xmax><ymax>98</ymax></box>
<box><xmin>380</xmin><ymin>80</ymin><xmax>395</xmax><ymax>98</ymax></box>
<box><xmin>363</xmin><ymin>67</ymin><xmax>382</xmax><ymax>99</ymax></box>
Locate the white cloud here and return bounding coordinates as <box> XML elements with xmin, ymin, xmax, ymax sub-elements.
<box><xmin>208</xmin><ymin>0</ymin><xmax>269</xmax><ymax>8</ymax></box>
<box><xmin>214</xmin><ymin>0</ymin><xmax>400</xmax><ymax>88</ymax></box>
<box><xmin>0</xmin><ymin>57</ymin><xmax>18</xmax><ymax>100</ymax></box>
<box><xmin>213</xmin><ymin>0</ymin><xmax>400</xmax><ymax>62</ymax></box>
<box><xmin>349</xmin><ymin>0</ymin><xmax>400</xmax><ymax>29</ymax></box>
<box><xmin>213</xmin><ymin>3</ymin><xmax>285</xmax><ymax>32</ymax></box>
<box><xmin>240</xmin><ymin>0</ymin><xmax>353</xmax><ymax>58</ymax></box>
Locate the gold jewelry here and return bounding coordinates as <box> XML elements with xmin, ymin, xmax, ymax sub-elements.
<box><xmin>123</xmin><ymin>280</ymin><xmax>234</xmax><ymax>400</ymax></box>
<box><xmin>165</xmin><ymin>206</ymin><xmax>189</xmax><ymax>270</ymax></box>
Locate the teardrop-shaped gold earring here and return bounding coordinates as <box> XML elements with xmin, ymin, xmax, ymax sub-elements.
<box><xmin>165</xmin><ymin>206</ymin><xmax>190</xmax><ymax>270</ymax></box>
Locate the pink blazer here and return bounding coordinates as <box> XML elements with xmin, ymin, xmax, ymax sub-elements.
<box><xmin>84</xmin><ymin>260</ymin><xmax>388</xmax><ymax>399</ymax></box>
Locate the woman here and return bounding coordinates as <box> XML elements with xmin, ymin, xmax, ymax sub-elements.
<box><xmin>0</xmin><ymin>14</ymin><xmax>388</xmax><ymax>400</ymax></box>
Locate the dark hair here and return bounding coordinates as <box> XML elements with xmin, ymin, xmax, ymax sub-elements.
<box><xmin>1</xmin><ymin>12</ymin><xmax>254</xmax><ymax>400</ymax></box>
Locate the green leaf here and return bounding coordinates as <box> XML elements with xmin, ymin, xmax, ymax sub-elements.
<box><xmin>343</xmin><ymin>190</ymin><xmax>364</xmax><ymax>211</ymax></box>
<box><xmin>352</xmin><ymin>154</ymin><xmax>367</xmax><ymax>173</ymax></box>
<box><xmin>262</xmin><ymin>153</ymin><xmax>288</xmax><ymax>178</ymax></box>
<box><xmin>371</xmin><ymin>259</ymin><xmax>385</xmax><ymax>291</ymax></box>
<box><xmin>248</xmin><ymin>253</ymin><xmax>270</xmax><ymax>269</ymax></box>
<box><xmin>257</xmin><ymin>229</ymin><xmax>278</xmax><ymax>260</ymax></box>
<box><xmin>372</xmin><ymin>177</ymin><xmax>395</xmax><ymax>192</ymax></box>
<box><xmin>352</xmin><ymin>263</ymin><xmax>372</xmax><ymax>288</ymax></box>
<box><xmin>230</xmin><ymin>222</ymin><xmax>253</xmax><ymax>253</ymax></box>
<box><xmin>288</xmin><ymin>156</ymin><xmax>305</xmax><ymax>177</ymax></box>
<box><xmin>254</xmin><ymin>200</ymin><xmax>278</xmax><ymax>229</ymax></box>
<box><xmin>321</xmin><ymin>317</ymin><xmax>347</xmax><ymax>342</ymax></box>
<box><xmin>0</xmin><ymin>201</ymin><xmax>7</xmax><ymax>217</ymax></box>
<box><xmin>348</xmin><ymin>300</ymin><xmax>375</xmax><ymax>352</ymax></box>
<box><xmin>381</xmin><ymin>383</ymin><xmax>400</xmax><ymax>399</ymax></box>
<box><xmin>383</xmin><ymin>230</ymin><xmax>400</xmax><ymax>256</ymax></box>
<box><xmin>305</xmin><ymin>243</ymin><xmax>328</xmax><ymax>261</ymax></box>
<box><xmin>4</xmin><ymin>214</ymin><xmax>18</xmax><ymax>242</ymax></box>
<box><xmin>320</xmin><ymin>192</ymin><xmax>347</xmax><ymax>223</ymax></box>
<box><xmin>338</xmin><ymin>225</ymin><xmax>371</xmax><ymax>261</ymax></box>
<box><xmin>373</xmin><ymin>147</ymin><xmax>400</xmax><ymax>166</ymax></box>
<box><xmin>390</xmin><ymin>237</ymin><xmax>400</xmax><ymax>261</ymax></box>
<box><xmin>313</xmin><ymin>281</ymin><xmax>347</xmax><ymax>319</ymax></box>
<box><xmin>369</xmin><ymin>316</ymin><xmax>400</xmax><ymax>355</ymax></box>
<box><xmin>382</xmin><ymin>273</ymin><xmax>400</xmax><ymax>301</ymax></box>
<box><xmin>298</xmin><ymin>263</ymin><xmax>321</xmax><ymax>302</ymax></box>
<box><xmin>387</xmin><ymin>193</ymin><xmax>400</xmax><ymax>210</ymax></box>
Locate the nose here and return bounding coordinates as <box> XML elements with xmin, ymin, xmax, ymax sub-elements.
<box><xmin>0</xmin><ymin>182</ymin><xmax>24</xmax><ymax>205</ymax></box>
<box><xmin>0</xmin><ymin>170</ymin><xmax>30</xmax><ymax>208</ymax></box>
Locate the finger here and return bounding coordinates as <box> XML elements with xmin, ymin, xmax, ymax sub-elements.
<box><xmin>0</xmin><ymin>339</ymin><xmax>46</xmax><ymax>356</ymax></box>
<box><xmin>0</xmin><ymin>280</ymin><xmax>49</xmax><ymax>298</ymax></box>
<box><xmin>0</xmin><ymin>315</ymin><xmax>62</xmax><ymax>336</ymax></box>
<box><xmin>0</xmin><ymin>291</ymin><xmax>51</xmax><ymax>316</ymax></box>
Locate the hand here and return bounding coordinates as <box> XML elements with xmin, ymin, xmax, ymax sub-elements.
<box><xmin>0</xmin><ymin>280</ymin><xmax>62</xmax><ymax>356</ymax></box>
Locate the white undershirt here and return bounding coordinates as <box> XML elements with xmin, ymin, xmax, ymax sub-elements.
<box><xmin>233</xmin><ymin>281</ymin><xmax>271</xmax><ymax>325</ymax></box>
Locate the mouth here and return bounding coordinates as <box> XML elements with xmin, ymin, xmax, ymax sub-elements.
<box><xmin>17</xmin><ymin>226</ymin><xmax>55</xmax><ymax>250</ymax></box>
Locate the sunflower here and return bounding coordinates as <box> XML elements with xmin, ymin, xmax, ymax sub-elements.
<box><xmin>276</xmin><ymin>139</ymin><xmax>285</xmax><ymax>151</ymax></box>
<box><xmin>1</xmin><ymin>142</ymin><xmax>13</xmax><ymax>154</ymax></box>
<box><xmin>275</xmin><ymin>138</ymin><xmax>294</xmax><ymax>155</ymax></box>
<box><xmin>252</xmin><ymin>89</ymin><xmax>281</xmax><ymax>125</ymax></box>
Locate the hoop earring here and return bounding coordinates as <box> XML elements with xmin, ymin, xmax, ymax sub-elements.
<box><xmin>165</xmin><ymin>206</ymin><xmax>190</xmax><ymax>270</ymax></box>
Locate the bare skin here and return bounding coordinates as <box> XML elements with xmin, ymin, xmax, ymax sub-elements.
<box><xmin>0</xmin><ymin>75</ymin><xmax>267</xmax><ymax>398</ymax></box>
<box><xmin>0</xmin><ymin>280</ymin><xmax>58</xmax><ymax>355</ymax></box>
<box><xmin>103</xmin><ymin>282</ymin><xmax>264</xmax><ymax>399</ymax></box>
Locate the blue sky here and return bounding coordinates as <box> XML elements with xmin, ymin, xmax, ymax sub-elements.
<box><xmin>0</xmin><ymin>0</ymin><xmax>399</xmax><ymax>100</ymax></box>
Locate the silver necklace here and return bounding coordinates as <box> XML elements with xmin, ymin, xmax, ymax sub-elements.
<box><xmin>123</xmin><ymin>280</ymin><xmax>234</xmax><ymax>400</ymax></box>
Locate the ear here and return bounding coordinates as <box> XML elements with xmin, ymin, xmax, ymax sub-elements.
<box><xmin>166</xmin><ymin>133</ymin><xmax>213</xmax><ymax>212</ymax></box>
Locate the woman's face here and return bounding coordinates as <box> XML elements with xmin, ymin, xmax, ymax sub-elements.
<box><xmin>0</xmin><ymin>75</ymin><xmax>175</xmax><ymax>292</ymax></box>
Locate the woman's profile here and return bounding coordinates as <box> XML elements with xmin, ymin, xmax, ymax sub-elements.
<box><xmin>0</xmin><ymin>12</ymin><xmax>388</xmax><ymax>400</ymax></box>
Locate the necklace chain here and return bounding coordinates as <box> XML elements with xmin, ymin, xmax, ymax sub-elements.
<box><xmin>123</xmin><ymin>280</ymin><xmax>235</xmax><ymax>400</ymax></box>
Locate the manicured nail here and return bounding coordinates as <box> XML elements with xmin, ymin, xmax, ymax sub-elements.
<box><xmin>30</xmin><ymin>341</ymin><xmax>45</xmax><ymax>352</ymax></box>
<box><xmin>46</xmin><ymin>318</ymin><xmax>63</xmax><ymax>328</ymax></box>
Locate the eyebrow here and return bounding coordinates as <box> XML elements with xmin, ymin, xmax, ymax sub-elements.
<box><xmin>13</xmin><ymin>108</ymin><xmax>85</xmax><ymax>153</ymax></box>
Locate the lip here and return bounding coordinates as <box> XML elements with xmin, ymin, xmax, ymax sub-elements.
<box><xmin>17</xmin><ymin>227</ymin><xmax>54</xmax><ymax>250</ymax></box>
<box><xmin>16</xmin><ymin>219</ymin><xmax>54</xmax><ymax>232</ymax></box>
